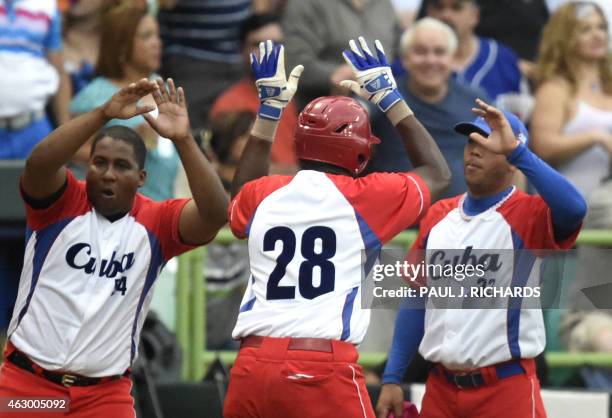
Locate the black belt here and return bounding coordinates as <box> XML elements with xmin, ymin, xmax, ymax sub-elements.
<box><xmin>7</xmin><ymin>349</ymin><xmax>129</xmax><ymax>387</ymax></box>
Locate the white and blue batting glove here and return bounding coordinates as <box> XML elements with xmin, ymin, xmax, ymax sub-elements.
<box><xmin>341</xmin><ymin>37</ymin><xmax>403</xmax><ymax>113</ymax></box>
<box><xmin>252</xmin><ymin>40</ymin><xmax>303</xmax><ymax>121</ymax></box>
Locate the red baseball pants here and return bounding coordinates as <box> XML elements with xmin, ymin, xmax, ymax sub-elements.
<box><xmin>223</xmin><ymin>336</ymin><xmax>375</xmax><ymax>418</ymax></box>
<box><xmin>0</xmin><ymin>344</ymin><xmax>135</xmax><ymax>418</ymax></box>
<box><xmin>420</xmin><ymin>359</ymin><xmax>547</xmax><ymax>418</ymax></box>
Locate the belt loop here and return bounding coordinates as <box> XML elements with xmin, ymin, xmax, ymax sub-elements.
<box><xmin>480</xmin><ymin>365</ymin><xmax>498</xmax><ymax>385</ymax></box>
<box><xmin>331</xmin><ymin>340</ymin><xmax>357</xmax><ymax>363</ymax></box>
<box><xmin>3</xmin><ymin>341</ymin><xmax>16</xmax><ymax>359</ymax></box>
<box><xmin>331</xmin><ymin>340</ymin><xmax>341</xmax><ymax>362</ymax></box>
<box><xmin>257</xmin><ymin>337</ymin><xmax>290</xmax><ymax>360</ymax></box>
<box><xmin>520</xmin><ymin>358</ymin><xmax>535</xmax><ymax>377</ymax></box>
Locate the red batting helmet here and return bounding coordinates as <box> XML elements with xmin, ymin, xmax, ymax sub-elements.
<box><xmin>294</xmin><ymin>96</ymin><xmax>381</xmax><ymax>175</ymax></box>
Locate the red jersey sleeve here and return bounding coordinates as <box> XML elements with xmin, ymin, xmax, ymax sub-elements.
<box><xmin>498</xmin><ymin>192</ymin><xmax>581</xmax><ymax>250</ymax></box>
<box><xmin>136</xmin><ymin>197</ymin><xmax>198</xmax><ymax>261</ymax></box>
<box><xmin>228</xmin><ymin>175</ymin><xmax>294</xmax><ymax>239</ymax></box>
<box><xmin>330</xmin><ymin>172</ymin><xmax>431</xmax><ymax>244</ymax></box>
<box><xmin>21</xmin><ymin>170</ymin><xmax>90</xmax><ymax>231</ymax></box>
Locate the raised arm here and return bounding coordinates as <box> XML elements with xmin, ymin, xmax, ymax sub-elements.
<box><xmin>341</xmin><ymin>37</ymin><xmax>451</xmax><ymax>200</ymax></box>
<box><xmin>22</xmin><ymin>79</ymin><xmax>158</xmax><ymax>200</ymax></box>
<box><xmin>469</xmin><ymin>99</ymin><xmax>587</xmax><ymax>241</ymax></box>
<box><xmin>231</xmin><ymin>41</ymin><xmax>303</xmax><ymax>198</ymax></box>
<box><xmin>143</xmin><ymin>79</ymin><xmax>228</xmax><ymax>245</ymax></box>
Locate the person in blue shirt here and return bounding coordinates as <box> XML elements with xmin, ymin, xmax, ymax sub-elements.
<box><xmin>424</xmin><ymin>0</ymin><xmax>524</xmax><ymax>103</ymax></box>
<box><xmin>367</xmin><ymin>17</ymin><xmax>488</xmax><ymax>200</ymax></box>
<box><xmin>391</xmin><ymin>1</ymin><xmax>533</xmax><ymax>119</ymax></box>
<box><xmin>0</xmin><ymin>0</ymin><xmax>71</xmax><ymax>159</ymax></box>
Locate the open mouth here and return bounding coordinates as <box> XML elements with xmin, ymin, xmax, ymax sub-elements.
<box><xmin>101</xmin><ymin>189</ymin><xmax>115</xmax><ymax>198</ymax></box>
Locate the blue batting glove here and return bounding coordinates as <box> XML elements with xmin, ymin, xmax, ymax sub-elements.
<box><xmin>251</xmin><ymin>40</ymin><xmax>304</xmax><ymax>121</ymax></box>
<box><xmin>341</xmin><ymin>37</ymin><xmax>403</xmax><ymax>113</ymax></box>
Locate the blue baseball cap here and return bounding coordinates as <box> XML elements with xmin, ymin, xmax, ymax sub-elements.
<box><xmin>454</xmin><ymin>111</ymin><xmax>529</xmax><ymax>146</ymax></box>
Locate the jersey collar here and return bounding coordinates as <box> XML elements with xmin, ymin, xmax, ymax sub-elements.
<box><xmin>461</xmin><ymin>186</ymin><xmax>515</xmax><ymax>218</ymax></box>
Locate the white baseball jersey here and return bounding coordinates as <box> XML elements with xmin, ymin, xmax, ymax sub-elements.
<box><xmin>414</xmin><ymin>188</ymin><xmax>580</xmax><ymax>370</ymax></box>
<box><xmin>229</xmin><ymin>170</ymin><xmax>430</xmax><ymax>345</ymax></box>
<box><xmin>8</xmin><ymin>171</ymin><xmax>195</xmax><ymax>377</ymax></box>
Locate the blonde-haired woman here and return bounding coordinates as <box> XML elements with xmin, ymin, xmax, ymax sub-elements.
<box><xmin>531</xmin><ymin>1</ymin><xmax>612</xmax><ymax>198</ymax></box>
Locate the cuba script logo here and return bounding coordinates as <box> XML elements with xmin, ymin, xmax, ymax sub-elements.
<box><xmin>66</xmin><ymin>243</ymin><xmax>135</xmax><ymax>296</ymax></box>
<box><xmin>428</xmin><ymin>246</ymin><xmax>503</xmax><ymax>285</ymax></box>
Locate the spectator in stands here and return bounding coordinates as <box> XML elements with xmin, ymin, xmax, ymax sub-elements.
<box><xmin>202</xmin><ymin>111</ymin><xmax>252</xmax><ymax>350</ymax></box>
<box><xmin>210</xmin><ymin>13</ymin><xmax>297</xmax><ymax>173</ymax></box>
<box><xmin>531</xmin><ymin>1</ymin><xmax>612</xmax><ymax>199</ymax></box>
<box><xmin>421</xmin><ymin>0</ymin><xmax>527</xmax><ymax>111</ymax></box>
<box><xmin>282</xmin><ymin>0</ymin><xmax>401</xmax><ymax>109</ymax></box>
<box><xmin>416</xmin><ymin>0</ymin><xmax>549</xmax><ymax>80</ymax></box>
<box><xmin>63</xmin><ymin>0</ymin><xmax>106</xmax><ymax>95</ymax></box>
<box><xmin>0</xmin><ymin>0</ymin><xmax>71</xmax><ymax>159</ymax></box>
<box><xmin>367</xmin><ymin>18</ymin><xmax>487</xmax><ymax>199</ymax></box>
<box><xmin>548</xmin><ymin>0</ymin><xmax>612</xmax><ymax>49</ymax></box>
<box><xmin>158</xmin><ymin>0</ymin><xmax>249</xmax><ymax>127</ymax></box>
<box><xmin>70</xmin><ymin>4</ymin><xmax>181</xmax><ymax>201</ymax></box>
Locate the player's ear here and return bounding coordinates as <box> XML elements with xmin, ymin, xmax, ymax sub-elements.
<box><xmin>138</xmin><ymin>169</ymin><xmax>147</xmax><ymax>188</ymax></box>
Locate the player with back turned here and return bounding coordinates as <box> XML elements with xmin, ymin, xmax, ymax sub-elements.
<box><xmin>0</xmin><ymin>78</ymin><xmax>227</xmax><ymax>417</ymax></box>
<box><xmin>376</xmin><ymin>100</ymin><xmax>588</xmax><ymax>418</ymax></box>
<box><xmin>222</xmin><ymin>37</ymin><xmax>451</xmax><ymax>418</ymax></box>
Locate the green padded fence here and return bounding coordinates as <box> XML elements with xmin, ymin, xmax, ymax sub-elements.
<box><xmin>176</xmin><ymin>229</ymin><xmax>612</xmax><ymax>382</ymax></box>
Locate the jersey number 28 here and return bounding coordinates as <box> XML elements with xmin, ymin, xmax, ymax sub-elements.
<box><xmin>264</xmin><ymin>226</ymin><xmax>336</xmax><ymax>300</ymax></box>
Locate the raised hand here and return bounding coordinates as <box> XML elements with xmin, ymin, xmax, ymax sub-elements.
<box><xmin>469</xmin><ymin>98</ymin><xmax>521</xmax><ymax>156</ymax></box>
<box><xmin>143</xmin><ymin>78</ymin><xmax>191</xmax><ymax>142</ymax></box>
<box><xmin>341</xmin><ymin>37</ymin><xmax>403</xmax><ymax>113</ymax></box>
<box><xmin>251</xmin><ymin>40</ymin><xmax>303</xmax><ymax>120</ymax></box>
<box><xmin>102</xmin><ymin>78</ymin><xmax>158</xmax><ymax>120</ymax></box>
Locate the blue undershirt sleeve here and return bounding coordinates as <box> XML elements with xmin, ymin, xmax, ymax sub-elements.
<box><xmin>381</xmin><ymin>306</ymin><xmax>425</xmax><ymax>384</ymax></box>
<box><xmin>507</xmin><ymin>143</ymin><xmax>587</xmax><ymax>241</ymax></box>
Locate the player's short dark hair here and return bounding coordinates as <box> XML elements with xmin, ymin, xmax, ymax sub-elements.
<box><xmin>239</xmin><ymin>13</ymin><xmax>281</xmax><ymax>45</ymax></box>
<box><xmin>91</xmin><ymin>125</ymin><xmax>147</xmax><ymax>169</ymax></box>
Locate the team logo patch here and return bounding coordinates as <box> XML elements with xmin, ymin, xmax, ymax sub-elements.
<box><xmin>66</xmin><ymin>243</ymin><xmax>135</xmax><ymax>296</ymax></box>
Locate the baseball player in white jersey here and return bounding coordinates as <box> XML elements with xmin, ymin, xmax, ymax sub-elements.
<box><xmin>221</xmin><ymin>37</ymin><xmax>451</xmax><ymax>418</ymax></box>
<box><xmin>377</xmin><ymin>100</ymin><xmax>587</xmax><ymax>418</ymax></box>
<box><xmin>0</xmin><ymin>78</ymin><xmax>227</xmax><ymax>417</ymax></box>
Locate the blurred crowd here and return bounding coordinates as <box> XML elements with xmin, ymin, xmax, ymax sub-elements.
<box><xmin>1</xmin><ymin>0</ymin><xmax>612</xmax><ymax>389</ymax></box>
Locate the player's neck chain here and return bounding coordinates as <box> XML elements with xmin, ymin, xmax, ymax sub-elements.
<box><xmin>458</xmin><ymin>186</ymin><xmax>516</xmax><ymax>222</ymax></box>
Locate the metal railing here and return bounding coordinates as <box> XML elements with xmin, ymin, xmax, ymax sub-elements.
<box><xmin>176</xmin><ymin>229</ymin><xmax>612</xmax><ymax>381</ymax></box>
